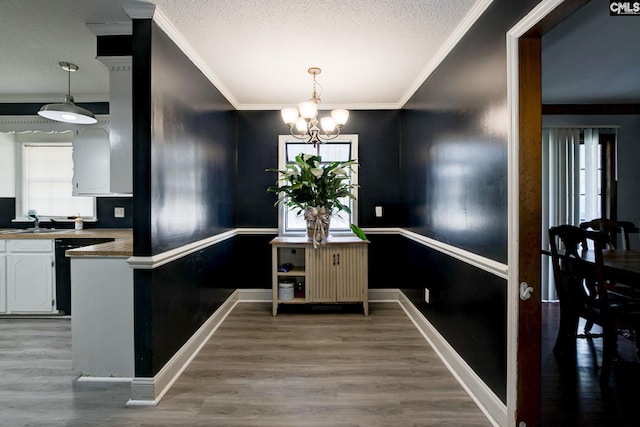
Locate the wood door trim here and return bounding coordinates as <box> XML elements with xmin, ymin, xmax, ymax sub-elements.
<box><xmin>516</xmin><ymin>36</ymin><xmax>542</xmax><ymax>426</ymax></box>
<box><xmin>507</xmin><ymin>1</ymin><xmax>590</xmax><ymax>425</ymax></box>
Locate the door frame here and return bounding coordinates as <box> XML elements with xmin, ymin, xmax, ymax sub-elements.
<box><xmin>507</xmin><ymin>0</ymin><xmax>589</xmax><ymax>425</ymax></box>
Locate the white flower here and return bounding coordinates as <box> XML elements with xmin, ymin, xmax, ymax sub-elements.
<box><xmin>311</xmin><ymin>168</ymin><xmax>324</xmax><ymax>178</ymax></box>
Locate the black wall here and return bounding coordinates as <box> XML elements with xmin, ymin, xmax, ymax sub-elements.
<box><xmin>0</xmin><ymin>196</ymin><xmax>132</xmax><ymax>229</ymax></box>
<box><xmin>132</xmin><ymin>20</ymin><xmax>236</xmax><ymax>377</ymax></box>
<box><xmin>148</xmin><ymin>28</ymin><xmax>235</xmax><ymax>255</ymax></box>
<box><xmin>400</xmin><ymin>0</ymin><xmax>539</xmax><ymax>403</ymax></box>
<box><xmin>236</xmin><ymin>109</ymin><xmax>402</xmax><ymax>229</ymax></box>
<box><xmin>235</xmin><ymin>110</ymin><xmax>404</xmax><ymax>290</ymax></box>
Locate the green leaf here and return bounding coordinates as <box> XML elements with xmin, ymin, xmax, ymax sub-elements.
<box><xmin>350</xmin><ymin>224</ymin><xmax>367</xmax><ymax>240</ymax></box>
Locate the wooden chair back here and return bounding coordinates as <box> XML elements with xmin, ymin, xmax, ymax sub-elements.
<box><xmin>579</xmin><ymin>218</ymin><xmax>637</xmax><ymax>250</ymax></box>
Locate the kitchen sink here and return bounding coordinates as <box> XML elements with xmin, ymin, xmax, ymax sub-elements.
<box><xmin>0</xmin><ymin>228</ymin><xmax>61</xmax><ymax>235</ymax></box>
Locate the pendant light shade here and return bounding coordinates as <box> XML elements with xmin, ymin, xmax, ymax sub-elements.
<box><xmin>38</xmin><ymin>62</ymin><xmax>97</xmax><ymax>125</ymax></box>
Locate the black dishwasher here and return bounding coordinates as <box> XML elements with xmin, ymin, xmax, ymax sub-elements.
<box><xmin>54</xmin><ymin>238</ymin><xmax>114</xmax><ymax>315</ymax></box>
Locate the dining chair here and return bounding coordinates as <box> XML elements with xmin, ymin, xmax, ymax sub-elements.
<box><xmin>579</xmin><ymin>218</ymin><xmax>640</xmax><ymax>326</ymax></box>
<box><xmin>579</xmin><ymin>218</ymin><xmax>636</xmax><ymax>250</ymax></box>
<box><xmin>549</xmin><ymin>224</ymin><xmax>640</xmax><ymax>384</ymax></box>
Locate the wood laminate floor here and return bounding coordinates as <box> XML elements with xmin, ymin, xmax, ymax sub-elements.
<box><xmin>0</xmin><ymin>302</ymin><xmax>491</xmax><ymax>427</ymax></box>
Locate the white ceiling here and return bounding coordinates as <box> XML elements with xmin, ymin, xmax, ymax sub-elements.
<box><xmin>0</xmin><ymin>0</ymin><xmax>481</xmax><ymax>110</ymax></box>
<box><xmin>3</xmin><ymin>1</ymin><xmax>636</xmax><ymax>111</ymax></box>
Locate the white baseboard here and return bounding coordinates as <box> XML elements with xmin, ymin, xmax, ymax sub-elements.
<box><xmin>396</xmin><ymin>291</ymin><xmax>506</xmax><ymax>427</ymax></box>
<box><xmin>236</xmin><ymin>288</ymin><xmax>271</xmax><ymax>301</ymax></box>
<box><xmin>127</xmin><ymin>290</ymin><xmax>240</xmax><ymax>406</ymax></box>
<box><xmin>126</xmin><ymin>287</ymin><xmax>505</xmax><ymax>427</ymax></box>
<box><xmin>75</xmin><ymin>376</ymin><xmax>132</xmax><ymax>383</ymax></box>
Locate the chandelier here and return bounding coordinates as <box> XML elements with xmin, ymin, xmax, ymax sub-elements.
<box><xmin>281</xmin><ymin>67</ymin><xmax>349</xmax><ymax>147</ymax></box>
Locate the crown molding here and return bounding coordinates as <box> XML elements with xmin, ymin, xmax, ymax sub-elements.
<box><xmin>0</xmin><ymin>115</ymin><xmax>109</xmax><ymax>132</ymax></box>
<box><xmin>85</xmin><ymin>22</ymin><xmax>132</xmax><ymax>36</ymax></box>
<box><xmin>121</xmin><ymin>1</ymin><xmax>156</xmax><ymax>19</ymax></box>
<box><xmin>236</xmin><ymin>102</ymin><xmax>403</xmax><ymax>111</ymax></box>
<box><xmin>97</xmin><ymin>56</ymin><xmax>133</xmax><ymax>72</ymax></box>
<box><xmin>150</xmin><ymin>7</ymin><xmax>240</xmax><ymax>110</ymax></box>
<box><xmin>399</xmin><ymin>0</ymin><xmax>495</xmax><ymax>108</ymax></box>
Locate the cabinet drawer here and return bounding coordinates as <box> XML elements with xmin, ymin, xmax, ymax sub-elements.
<box><xmin>0</xmin><ymin>240</ymin><xmax>5</xmax><ymax>251</ymax></box>
<box><xmin>8</xmin><ymin>239</ymin><xmax>53</xmax><ymax>252</ymax></box>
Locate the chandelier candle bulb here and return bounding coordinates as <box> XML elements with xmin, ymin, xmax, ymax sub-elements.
<box><xmin>295</xmin><ymin>117</ymin><xmax>307</xmax><ymax>133</ymax></box>
<box><xmin>331</xmin><ymin>109</ymin><xmax>349</xmax><ymax>125</ymax></box>
<box><xmin>321</xmin><ymin>117</ymin><xmax>336</xmax><ymax>133</ymax></box>
<box><xmin>281</xmin><ymin>108</ymin><xmax>299</xmax><ymax>125</ymax></box>
<box><xmin>299</xmin><ymin>101</ymin><xmax>317</xmax><ymax>119</ymax></box>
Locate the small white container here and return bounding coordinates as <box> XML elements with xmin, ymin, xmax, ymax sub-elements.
<box><xmin>278</xmin><ymin>281</ymin><xmax>294</xmax><ymax>301</ymax></box>
<box><xmin>74</xmin><ymin>214</ymin><xmax>83</xmax><ymax>230</ymax></box>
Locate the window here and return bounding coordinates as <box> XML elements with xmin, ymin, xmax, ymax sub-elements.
<box><xmin>578</xmin><ymin>129</ymin><xmax>603</xmax><ymax>223</ymax></box>
<box><xmin>541</xmin><ymin>126</ymin><xmax>617</xmax><ymax>301</ymax></box>
<box><xmin>16</xmin><ymin>135</ymin><xmax>95</xmax><ymax>220</ymax></box>
<box><xmin>277</xmin><ymin>135</ymin><xmax>359</xmax><ymax>235</ymax></box>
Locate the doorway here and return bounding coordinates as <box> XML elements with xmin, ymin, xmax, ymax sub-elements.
<box><xmin>507</xmin><ymin>0</ymin><xmax>591</xmax><ymax>425</ymax></box>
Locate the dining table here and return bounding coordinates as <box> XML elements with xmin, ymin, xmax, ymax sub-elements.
<box><xmin>582</xmin><ymin>249</ymin><xmax>640</xmax><ymax>286</ymax></box>
<box><xmin>549</xmin><ymin>247</ymin><xmax>640</xmax><ymax>363</ymax></box>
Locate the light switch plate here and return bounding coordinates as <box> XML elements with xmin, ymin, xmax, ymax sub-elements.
<box><xmin>114</xmin><ymin>207</ymin><xmax>125</xmax><ymax>218</ymax></box>
<box><xmin>375</xmin><ymin>206</ymin><xmax>383</xmax><ymax>217</ymax></box>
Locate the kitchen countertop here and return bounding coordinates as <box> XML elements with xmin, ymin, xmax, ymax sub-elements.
<box><xmin>66</xmin><ymin>239</ymin><xmax>133</xmax><ymax>257</ymax></box>
<box><xmin>0</xmin><ymin>228</ymin><xmax>132</xmax><ymax>240</ymax></box>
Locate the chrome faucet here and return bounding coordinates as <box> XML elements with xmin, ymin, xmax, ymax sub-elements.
<box><xmin>29</xmin><ymin>212</ymin><xmax>40</xmax><ymax>229</ymax></box>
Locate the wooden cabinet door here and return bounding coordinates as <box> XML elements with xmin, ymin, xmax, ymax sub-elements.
<box><xmin>335</xmin><ymin>245</ymin><xmax>367</xmax><ymax>302</ymax></box>
<box><xmin>306</xmin><ymin>247</ymin><xmax>336</xmax><ymax>303</ymax></box>
<box><xmin>6</xmin><ymin>254</ymin><xmax>54</xmax><ymax>313</ymax></box>
<box><xmin>307</xmin><ymin>244</ymin><xmax>368</xmax><ymax>303</ymax></box>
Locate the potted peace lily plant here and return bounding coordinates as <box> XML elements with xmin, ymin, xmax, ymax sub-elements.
<box><xmin>267</xmin><ymin>153</ymin><xmax>367</xmax><ymax>244</ymax></box>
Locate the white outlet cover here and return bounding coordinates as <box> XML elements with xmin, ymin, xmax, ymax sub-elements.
<box><xmin>114</xmin><ymin>207</ymin><xmax>125</xmax><ymax>218</ymax></box>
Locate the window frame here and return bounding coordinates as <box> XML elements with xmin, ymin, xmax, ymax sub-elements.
<box><xmin>15</xmin><ymin>136</ymin><xmax>96</xmax><ymax>221</ymax></box>
<box><xmin>277</xmin><ymin>134</ymin><xmax>359</xmax><ymax>236</ymax></box>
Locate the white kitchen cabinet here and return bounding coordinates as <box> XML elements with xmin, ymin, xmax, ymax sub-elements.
<box><xmin>102</xmin><ymin>57</ymin><xmax>132</xmax><ymax>194</ymax></box>
<box><xmin>5</xmin><ymin>239</ymin><xmax>56</xmax><ymax>314</ymax></box>
<box><xmin>72</xmin><ymin>127</ymin><xmax>111</xmax><ymax>196</ymax></box>
<box><xmin>0</xmin><ymin>240</ymin><xmax>6</xmax><ymax>313</ymax></box>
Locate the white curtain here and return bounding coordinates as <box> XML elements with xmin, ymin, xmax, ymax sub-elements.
<box><xmin>541</xmin><ymin>127</ymin><xmax>600</xmax><ymax>301</ymax></box>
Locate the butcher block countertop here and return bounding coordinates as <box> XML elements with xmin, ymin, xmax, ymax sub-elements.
<box><xmin>66</xmin><ymin>238</ymin><xmax>133</xmax><ymax>257</ymax></box>
<box><xmin>0</xmin><ymin>228</ymin><xmax>132</xmax><ymax>240</ymax></box>
<box><xmin>0</xmin><ymin>228</ymin><xmax>133</xmax><ymax>257</ymax></box>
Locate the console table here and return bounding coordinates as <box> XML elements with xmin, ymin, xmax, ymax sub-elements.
<box><xmin>270</xmin><ymin>236</ymin><xmax>369</xmax><ymax>316</ymax></box>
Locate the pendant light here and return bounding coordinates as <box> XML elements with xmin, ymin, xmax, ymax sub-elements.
<box><xmin>38</xmin><ymin>62</ymin><xmax>97</xmax><ymax>125</ymax></box>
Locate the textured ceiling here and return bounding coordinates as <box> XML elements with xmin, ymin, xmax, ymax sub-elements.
<box><xmin>2</xmin><ymin>1</ymin><xmax>635</xmax><ymax>111</ymax></box>
<box><xmin>0</xmin><ymin>0</ymin><xmax>480</xmax><ymax>109</ymax></box>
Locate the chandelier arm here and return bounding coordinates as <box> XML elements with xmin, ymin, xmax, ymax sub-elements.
<box><xmin>316</xmin><ymin>130</ymin><xmax>342</xmax><ymax>143</ymax></box>
<box><xmin>287</xmin><ymin>126</ymin><xmax>313</xmax><ymax>143</ymax></box>
<box><xmin>281</xmin><ymin>67</ymin><xmax>347</xmax><ymax>146</ymax></box>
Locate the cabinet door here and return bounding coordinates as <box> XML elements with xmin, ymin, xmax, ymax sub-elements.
<box><xmin>0</xmin><ymin>254</ymin><xmax>6</xmax><ymax>313</ymax></box>
<box><xmin>307</xmin><ymin>247</ymin><xmax>336</xmax><ymax>303</ymax></box>
<box><xmin>6</xmin><ymin>254</ymin><xmax>54</xmax><ymax>313</ymax></box>
<box><xmin>335</xmin><ymin>245</ymin><xmax>368</xmax><ymax>302</ymax></box>
<box><xmin>72</xmin><ymin>127</ymin><xmax>110</xmax><ymax>195</ymax></box>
